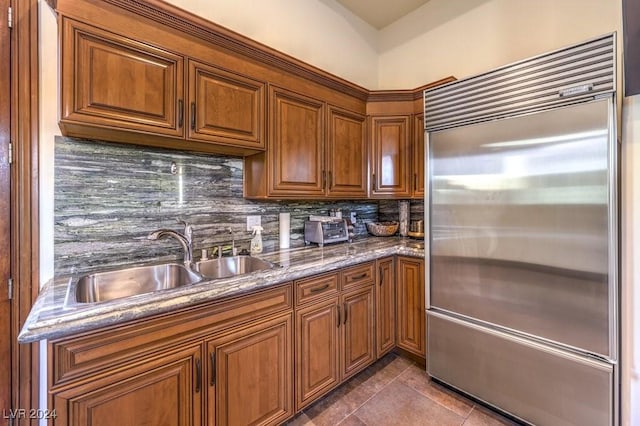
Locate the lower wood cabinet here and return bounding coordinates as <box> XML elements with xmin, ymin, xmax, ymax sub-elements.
<box><xmin>294</xmin><ymin>263</ymin><xmax>375</xmax><ymax>410</ymax></box>
<box><xmin>207</xmin><ymin>313</ymin><xmax>293</xmax><ymax>426</ymax></box>
<box><xmin>396</xmin><ymin>256</ymin><xmax>426</xmax><ymax>358</ymax></box>
<box><xmin>375</xmin><ymin>257</ymin><xmax>396</xmax><ymax>358</ymax></box>
<box><xmin>53</xmin><ymin>345</ymin><xmax>202</xmax><ymax>426</ymax></box>
<box><xmin>48</xmin><ymin>256</ymin><xmax>426</xmax><ymax>425</ymax></box>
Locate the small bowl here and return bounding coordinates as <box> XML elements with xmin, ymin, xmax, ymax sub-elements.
<box><xmin>366</xmin><ymin>221</ymin><xmax>399</xmax><ymax>237</ymax></box>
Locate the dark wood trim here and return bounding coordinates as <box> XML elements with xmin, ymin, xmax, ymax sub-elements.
<box><xmin>51</xmin><ymin>0</ymin><xmax>370</xmax><ymax>101</ymax></box>
<box><xmin>367</xmin><ymin>76</ymin><xmax>457</xmax><ymax>102</ymax></box>
<box><xmin>10</xmin><ymin>0</ymin><xmax>40</xmax><ymax>417</ymax></box>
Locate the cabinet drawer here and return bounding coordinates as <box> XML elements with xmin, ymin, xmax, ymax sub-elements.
<box><xmin>50</xmin><ymin>283</ymin><xmax>292</xmax><ymax>387</ymax></box>
<box><xmin>341</xmin><ymin>262</ymin><xmax>374</xmax><ymax>291</ymax></box>
<box><xmin>295</xmin><ymin>272</ymin><xmax>339</xmax><ymax>306</ymax></box>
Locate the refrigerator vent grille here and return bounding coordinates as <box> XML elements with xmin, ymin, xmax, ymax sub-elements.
<box><xmin>424</xmin><ymin>33</ymin><xmax>615</xmax><ymax>131</ymax></box>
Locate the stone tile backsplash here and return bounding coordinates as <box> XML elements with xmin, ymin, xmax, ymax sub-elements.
<box><xmin>54</xmin><ymin>137</ymin><xmax>424</xmax><ymax>275</ymax></box>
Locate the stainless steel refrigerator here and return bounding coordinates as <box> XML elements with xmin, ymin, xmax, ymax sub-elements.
<box><xmin>424</xmin><ymin>34</ymin><xmax>618</xmax><ymax>425</ymax></box>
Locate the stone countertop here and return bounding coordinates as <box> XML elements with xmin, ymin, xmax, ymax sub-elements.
<box><xmin>18</xmin><ymin>237</ymin><xmax>424</xmax><ymax>343</ymax></box>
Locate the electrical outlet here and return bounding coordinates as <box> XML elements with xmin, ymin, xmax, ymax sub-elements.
<box><xmin>246</xmin><ymin>215</ymin><xmax>261</xmax><ymax>231</ymax></box>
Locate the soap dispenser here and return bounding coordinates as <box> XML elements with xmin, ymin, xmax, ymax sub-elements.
<box><xmin>250</xmin><ymin>225</ymin><xmax>264</xmax><ymax>254</ymax></box>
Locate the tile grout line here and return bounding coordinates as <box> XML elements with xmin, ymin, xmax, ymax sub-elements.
<box><xmin>335</xmin><ymin>357</ymin><xmax>416</xmax><ymax>425</ymax></box>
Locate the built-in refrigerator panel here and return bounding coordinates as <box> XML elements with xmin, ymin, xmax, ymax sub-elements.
<box><xmin>429</xmin><ymin>97</ymin><xmax>616</xmax><ymax>359</ymax></box>
<box><xmin>428</xmin><ymin>312</ymin><xmax>613</xmax><ymax>426</ymax></box>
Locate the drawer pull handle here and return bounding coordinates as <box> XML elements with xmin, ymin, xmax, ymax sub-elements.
<box><xmin>379</xmin><ymin>266</ymin><xmax>383</xmax><ymax>286</ymax></box>
<box><xmin>351</xmin><ymin>272</ymin><xmax>367</xmax><ymax>280</ymax></box>
<box><xmin>195</xmin><ymin>358</ymin><xmax>201</xmax><ymax>393</ymax></box>
<box><xmin>336</xmin><ymin>305</ymin><xmax>341</xmax><ymax>327</ymax></box>
<box><xmin>310</xmin><ymin>284</ymin><xmax>329</xmax><ymax>293</ymax></box>
<box><xmin>210</xmin><ymin>351</ymin><xmax>216</xmax><ymax>386</ymax></box>
<box><xmin>343</xmin><ymin>302</ymin><xmax>348</xmax><ymax>324</ymax></box>
<box><xmin>178</xmin><ymin>99</ymin><xmax>184</xmax><ymax>128</ymax></box>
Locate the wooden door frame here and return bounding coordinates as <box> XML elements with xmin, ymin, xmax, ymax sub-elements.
<box><xmin>10</xmin><ymin>0</ymin><xmax>40</xmax><ymax>419</ymax></box>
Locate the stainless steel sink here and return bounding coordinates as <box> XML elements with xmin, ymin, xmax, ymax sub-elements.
<box><xmin>195</xmin><ymin>256</ymin><xmax>275</xmax><ymax>279</ymax></box>
<box><xmin>71</xmin><ymin>263</ymin><xmax>202</xmax><ymax>304</ymax></box>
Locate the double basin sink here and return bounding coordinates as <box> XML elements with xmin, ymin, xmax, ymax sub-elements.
<box><xmin>67</xmin><ymin>256</ymin><xmax>276</xmax><ymax>305</ymax></box>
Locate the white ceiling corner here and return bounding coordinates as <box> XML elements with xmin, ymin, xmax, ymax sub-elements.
<box><xmin>335</xmin><ymin>0</ymin><xmax>431</xmax><ymax>29</ymax></box>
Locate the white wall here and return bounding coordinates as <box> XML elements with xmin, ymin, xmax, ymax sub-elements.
<box><xmin>378</xmin><ymin>0</ymin><xmax>621</xmax><ymax>89</ymax></box>
<box><xmin>621</xmin><ymin>95</ymin><xmax>640</xmax><ymax>426</ymax></box>
<box><xmin>165</xmin><ymin>0</ymin><xmax>379</xmax><ymax>88</ymax></box>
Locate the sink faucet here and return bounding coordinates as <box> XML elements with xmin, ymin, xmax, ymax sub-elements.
<box><xmin>228</xmin><ymin>227</ymin><xmax>236</xmax><ymax>256</ymax></box>
<box><xmin>148</xmin><ymin>219</ymin><xmax>193</xmax><ymax>267</ymax></box>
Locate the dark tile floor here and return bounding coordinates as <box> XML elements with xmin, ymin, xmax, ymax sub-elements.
<box><xmin>286</xmin><ymin>353</ymin><xmax>519</xmax><ymax>426</ymax></box>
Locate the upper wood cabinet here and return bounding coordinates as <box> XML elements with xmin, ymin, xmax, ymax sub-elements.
<box><xmin>60</xmin><ymin>17</ymin><xmax>185</xmax><ymax>138</ymax></box>
<box><xmin>413</xmin><ymin>113</ymin><xmax>425</xmax><ymax>199</ymax></box>
<box><xmin>370</xmin><ymin>115</ymin><xmax>412</xmax><ymax>198</ymax></box>
<box><xmin>244</xmin><ymin>87</ymin><xmax>368</xmax><ymax>199</ymax></box>
<box><xmin>268</xmin><ymin>87</ymin><xmax>326</xmax><ymax>196</ymax></box>
<box><xmin>188</xmin><ymin>60</ymin><xmax>266</xmax><ymax>150</ymax></box>
<box><xmin>59</xmin><ymin>17</ymin><xmax>268</xmax><ymax>156</ymax></box>
<box><xmin>327</xmin><ymin>106</ymin><xmax>368</xmax><ymax>197</ymax></box>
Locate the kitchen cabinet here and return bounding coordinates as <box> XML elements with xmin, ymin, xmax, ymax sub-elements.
<box><xmin>413</xmin><ymin>114</ymin><xmax>425</xmax><ymax>199</ymax></box>
<box><xmin>52</xmin><ymin>345</ymin><xmax>202</xmax><ymax>426</ymax></box>
<box><xmin>375</xmin><ymin>257</ymin><xmax>396</xmax><ymax>358</ymax></box>
<box><xmin>266</xmin><ymin>86</ymin><xmax>326</xmax><ymax>196</ymax></box>
<box><xmin>327</xmin><ymin>106</ymin><xmax>368</xmax><ymax>197</ymax></box>
<box><xmin>244</xmin><ymin>87</ymin><xmax>368</xmax><ymax>199</ymax></box>
<box><xmin>370</xmin><ymin>115</ymin><xmax>412</xmax><ymax>198</ymax></box>
<box><xmin>59</xmin><ymin>17</ymin><xmax>268</xmax><ymax>156</ymax></box>
<box><xmin>60</xmin><ymin>17</ymin><xmax>185</xmax><ymax>139</ymax></box>
<box><xmin>48</xmin><ymin>284</ymin><xmax>293</xmax><ymax>426</ymax></box>
<box><xmin>396</xmin><ymin>256</ymin><xmax>426</xmax><ymax>358</ymax></box>
<box><xmin>294</xmin><ymin>263</ymin><xmax>375</xmax><ymax>410</ymax></box>
<box><xmin>188</xmin><ymin>60</ymin><xmax>266</xmax><ymax>150</ymax></box>
<box><xmin>207</xmin><ymin>313</ymin><xmax>293</xmax><ymax>426</ymax></box>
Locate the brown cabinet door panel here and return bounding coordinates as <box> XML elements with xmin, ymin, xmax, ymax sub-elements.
<box><xmin>295</xmin><ymin>299</ymin><xmax>340</xmax><ymax>410</ymax></box>
<box><xmin>209</xmin><ymin>313</ymin><xmax>293</xmax><ymax>426</ymax></box>
<box><xmin>269</xmin><ymin>87</ymin><xmax>325</xmax><ymax>195</ymax></box>
<box><xmin>188</xmin><ymin>60</ymin><xmax>265</xmax><ymax>149</ymax></box>
<box><xmin>370</xmin><ymin>115</ymin><xmax>411</xmax><ymax>197</ymax></box>
<box><xmin>56</xmin><ymin>345</ymin><xmax>202</xmax><ymax>426</ymax></box>
<box><xmin>376</xmin><ymin>257</ymin><xmax>396</xmax><ymax>358</ymax></box>
<box><xmin>341</xmin><ymin>286</ymin><xmax>375</xmax><ymax>380</ymax></box>
<box><xmin>327</xmin><ymin>106</ymin><xmax>368</xmax><ymax>198</ymax></box>
<box><xmin>396</xmin><ymin>257</ymin><xmax>426</xmax><ymax>357</ymax></box>
<box><xmin>413</xmin><ymin>113</ymin><xmax>425</xmax><ymax>199</ymax></box>
<box><xmin>61</xmin><ymin>18</ymin><xmax>184</xmax><ymax>136</ymax></box>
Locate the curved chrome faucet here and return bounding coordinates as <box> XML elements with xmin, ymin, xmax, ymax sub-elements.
<box><xmin>148</xmin><ymin>219</ymin><xmax>194</xmax><ymax>267</ymax></box>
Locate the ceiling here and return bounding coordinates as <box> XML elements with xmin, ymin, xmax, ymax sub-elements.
<box><xmin>335</xmin><ymin>0</ymin><xmax>431</xmax><ymax>29</ymax></box>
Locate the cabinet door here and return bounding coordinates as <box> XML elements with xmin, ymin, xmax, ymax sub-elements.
<box><xmin>208</xmin><ymin>313</ymin><xmax>293</xmax><ymax>426</ymax></box>
<box><xmin>188</xmin><ymin>60</ymin><xmax>265</xmax><ymax>149</ymax></box>
<box><xmin>370</xmin><ymin>115</ymin><xmax>411</xmax><ymax>198</ymax></box>
<box><xmin>54</xmin><ymin>345</ymin><xmax>202</xmax><ymax>426</ymax></box>
<box><xmin>396</xmin><ymin>257</ymin><xmax>426</xmax><ymax>358</ymax></box>
<box><xmin>60</xmin><ymin>18</ymin><xmax>184</xmax><ymax>137</ymax></box>
<box><xmin>376</xmin><ymin>257</ymin><xmax>396</xmax><ymax>358</ymax></box>
<box><xmin>327</xmin><ymin>106</ymin><xmax>368</xmax><ymax>198</ymax></box>
<box><xmin>413</xmin><ymin>114</ymin><xmax>425</xmax><ymax>199</ymax></box>
<box><xmin>295</xmin><ymin>298</ymin><xmax>340</xmax><ymax>410</ymax></box>
<box><xmin>341</xmin><ymin>286</ymin><xmax>375</xmax><ymax>380</ymax></box>
<box><xmin>269</xmin><ymin>87</ymin><xmax>325</xmax><ymax>196</ymax></box>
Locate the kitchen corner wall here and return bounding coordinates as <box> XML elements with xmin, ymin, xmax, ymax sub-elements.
<box><xmin>54</xmin><ymin>137</ymin><xmax>382</xmax><ymax>275</ymax></box>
